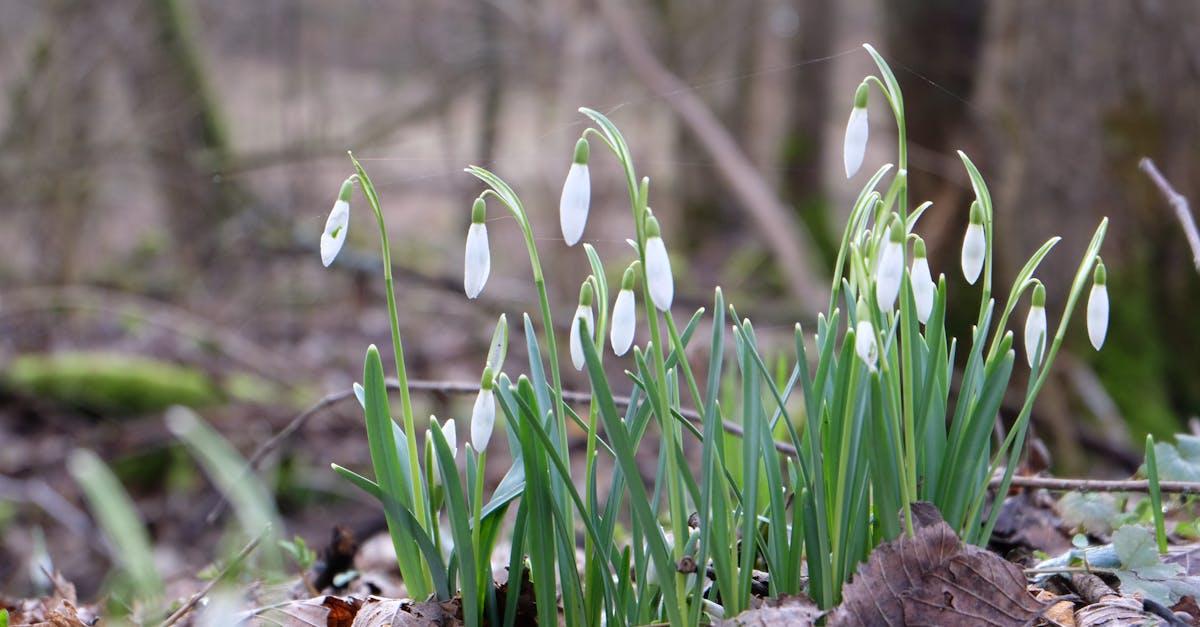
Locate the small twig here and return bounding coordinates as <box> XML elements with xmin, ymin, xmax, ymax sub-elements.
<box><xmin>1140</xmin><ymin>157</ymin><xmax>1200</xmax><ymax>271</ymax></box>
<box><xmin>999</xmin><ymin>475</ymin><xmax>1200</xmax><ymax>495</ymax></box>
<box><xmin>1024</xmin><ymin>566</ymin><xmax>1117</xmax><ymax>576</ymax></box>
<box><xmin>159</xmin><ymin>529</ymin><xmax>266</xmax><ymax>627</ymax></box>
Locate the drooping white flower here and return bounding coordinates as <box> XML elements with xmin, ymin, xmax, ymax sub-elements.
<box><xmin>875</xmin><ymin>219</ymin><xmax>904</xmax><ymax>311</ymax></box>
<box><xmin>854</xmin><ymin>300</ymin><xmax>878</xmax><ymax>371</ymax></box>
<box><xmin>559</xmin><ymin>138</ymin><xmax>591</xmax><ymax>246</ymax></box>
<box><xmin>464</xmin><ymin>197</ymin><xmax>491</xmax><ymax>299</ymax></box>
<box><xmin>471</xmin><ymin>368</ymin><xmax>496</xmax><ymax>452</ymax></box>
<box><xmin>961</xmin><ymin>201</ymin><xmax>986</xmax><ymax>285</ymax></box>
<box><xmin>843</xmin><ymin>82</ymin><xmax>870</xmax><ymax>178</ymax></box>
<box><xmin>321</xmin><ymin>178</ymin><xmax>354</xmax><ymax>267</ymax></box>
<box><xmin>429</xmin><ymin>418</ymin><xmax>458</xmax><ymax>486</ymax></box>
<box><xmin>911</xmin><ymin>237</ymin><xmax>936</xmax><ymax>324</ymax></box>
<box><xmin>1024</xmin><ymin>282</ymin><xmax>1048</xmax><ymax>368</ymax></box>
<box><xmin>611</xmin><ymin>273</ymin><xmax>637</xmax><ymax>356</ymax></box>
<box><xmin>855</xmin><ymin>319</ymin><xmax>878</xmax><ymax>372</ymax></box>
<box><xmin>645</xmin><ymin>215</ymin><xmax>674</xmax><ymax>311</ymax></box>
<box><xmin>610</xmin><ymin>291</ymin><xmax>636</xmax><ymax>356</ymax></box>
<box><xmin>570</xmin><ymin>282</ymin><xmax>595</xmax><ymax>370</ymax></box>
<box><xmin>1087</xmin><ymin>260</ymin><xmax>1108</xmax><ymax>350</ymax></box>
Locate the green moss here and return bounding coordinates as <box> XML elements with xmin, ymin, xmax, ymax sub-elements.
<box><xmin>5</xmin><ymin>352</ymin><xmax>220</xmax><ymax>414</ymax></box>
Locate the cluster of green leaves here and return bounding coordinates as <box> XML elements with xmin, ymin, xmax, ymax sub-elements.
<box><xmin>336</xmin><ymin>46</ymin><xmax>1109</xmax><ymax>625</ymax></box>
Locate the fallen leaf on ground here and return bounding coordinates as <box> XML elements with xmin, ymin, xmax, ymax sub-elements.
<box><xmin>1074</xmin><ymin>595</ymin><xmax>1159</xmax><ymax>627</ymax></box>
<box><xmin>247</xmin><ymin>595</ymin><xmax>361</xmax><ymax>627</ymax></box>
<box><xmin>351</xmin><ymin>597</ymin><xmax>459</xmax><ymax>627</ymax></box>
<box><xmin>828</xmin><ymin>502</ymin><xmax>1047</xmax><ymax>626</ymax></box>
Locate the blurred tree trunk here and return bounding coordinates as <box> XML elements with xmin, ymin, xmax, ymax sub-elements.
<box><xmin>3</xmin><ymin>0</ymin><xmax>98</xmax><ymax>284</ymax></box>
<box><xmin>114</xmin><ymin>0</ymin><xmax>246</xmax><ymax>266</ymax></box>
<box><xmin>970</xmin><ymin>1</ymin><xmax>1200</xmax><ymax>441</ymax></box>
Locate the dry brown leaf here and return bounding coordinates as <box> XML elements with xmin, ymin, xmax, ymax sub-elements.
<box><xmin>3</xmin><ymin>572</ymin><xmax>97</xmax><ymax>627</ymax></box>
<box><xmin>350</xmin><ymin>597</ymin><xmax>459</xmax><ymax>627</ymax></box>
<box><xmin>828</xmin><ymin>503</ymin><xmax>1047</xmax><ymax>626</ymax></box>
<box><xmin>249</xmin><ymin>595</ymin><xmax>362</xmax><ymax>627</ymax></box>
<box><xmin>719</xmin><ymin>594</ymin><xmax>823</xmax><ymax>626</ymax></box>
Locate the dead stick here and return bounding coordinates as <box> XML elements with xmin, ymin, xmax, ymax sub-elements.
<box><xmin>1140</xmin><ymin>157</ymin><xmax>1200</xmax><ymax>271</ymax></box>
<box><xmin>999</xmin><ymin>475</ymin><xmax>1200</xmax><ymax>495</ymax></box>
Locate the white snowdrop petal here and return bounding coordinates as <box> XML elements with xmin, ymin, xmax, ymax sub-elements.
<box><xmin>961</xmin><ymin>223</ymin><xmax>985</xmax><ymax>285</ymax></box>
<box><xmin>320</xmin><ymin>200</ymin><xmax>350</xmax><ymax>267</ymax></box>
<box><xmin>610</xmin><ymin>289</ymin><xmax>636</xmax><ymax>356</ymax></box>
<box><xmin>912</xmin><ymin>257</ymin><xmax>935</xmax><ymax>324</ymax></box>
<box><xmin>471</xmin><ymin>389</ymin><xmax>495</xmax><ymax>452</ymax></box>
<box><xmin>1087</xmin><ymin>283</ymin><xmax>1109</xmax><ymax>350</ymax></box>
<box><xmin>1024</xmin><ymin>306</ymin><xmax>1048</xmax><ymax>368</ymax></box>
<box><xmin>645</xmin><ymin>237</ymin><xmax>675</xmax><ymax>311</ymax></box>
<box><xmin>559</xmin><ymin>163</ymin><xmax>591</xmax><ymax>246</ymax></box>
<box><xmin>464</xmin><ymin>223</ymin><xmax>491</xmax><ymax>299</ymax></box>
<box><xmin>875</xmin><ymin>241</ymin><xmax>903</xmax><ymax>311</ymax></box>
<box><xmin>443</xmin><ymin>419</ymin><xmax>457</xmax><ymax>454</ymax></box>
<box><xmin>854</xmin><ymin>319</ymin><xmax>878</xmax><ymax>371</ymax></box>
<box><xmin>844</xmin><ymin>107</ymin><xmax>869</xmax><ymax>178</ymax></box>
<box><xmin>569</xmin><ymin>306</ymin><xmax>593</xmax><ymax>370</ymax></box>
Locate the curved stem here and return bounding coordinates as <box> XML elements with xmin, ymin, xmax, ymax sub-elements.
<box><xmin>350</xmin><ymin>155</ymin><xmax>432</xmax><ymax>597</ymax></box>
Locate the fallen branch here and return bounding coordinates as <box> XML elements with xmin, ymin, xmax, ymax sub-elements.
<box><xmin>998</xmin><ymin>475</ymin><xmax>1200</xmax><ymax>495</ymax></box>
<box><xmin>1140</xmin><ymin>157</ymin><xmax>1200</xmax><ymax>271</ymax></box>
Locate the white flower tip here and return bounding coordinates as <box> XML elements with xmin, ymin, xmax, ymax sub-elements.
<box><xmin>464</xmin><ymin>222</ymin><xmax>491</xmax><ymax>299</ymax></box>
<box><xmin>1024</xmin><ymin>306</ymin><xmax>1048</xmax><ymax>368</ymax></box>
<box><xmin>1087</xmin><ymin>284</ymin><xmax>1109</xmax><ymax>350</ymax></box>
<box><xmin>875</xmin><ymin>241</ymin><xmax>903</xmax><ymax>311</ymax></box>
<box><xmin>610</xmin><ymin>289</ymin><xmax>636</xmax><ymax>356</ymax></box>
<box><xmin>843</xmin><ymin>106</ymin><xmax>869</xmax><ymax>178</ymax></box>
<box><xmin>320</xmin><ymin>199</ymin><xmax>350</xmax><ymax>267</ymax></box>
<box><xmin>646</xmin><ymin>237</ymin><xmax>674</xmax><ymax>311</ymax></box>
<box><xmin>854</xmin><ymin>319</ymin><xmax>878</xmax><ymax>371</ymax></box>
<box><xmin>471</xmin><ymin>390</ymin><xmax>495</xmax><ymax>452</ymax></box>
<box><xmin>569</xmin><ymin>307</ymin><xmax>593</xmax><ymax>370</ymax></box>
<box><xmin>961</xmin><ymin>223</ymin><xmax>985</xmax><ymax>284</ymax></box>
<box><xmin>560</xmin><ymin>163</ymin><xmax>591</xmax><ymax>246</ymax></box>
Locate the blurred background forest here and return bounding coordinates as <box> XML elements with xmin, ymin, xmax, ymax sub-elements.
<box><xmin>2</xmin><ymin>0</ymin><xmax>1199</xmax><ymax>599</ymax></box>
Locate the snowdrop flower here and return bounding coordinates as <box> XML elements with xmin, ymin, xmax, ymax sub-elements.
<box><xmin>854</xmin><ymin>301</ymin><xmax>878</xmax><ymax>372</ymax></box>
<box><xmin>911</xmin><ymin>237</ymin><xmax>936</xmax><ymax>324</ymax></box>
<box><xmin>570</xmin><ymin>282</ymin><xmax>595</xmax><ymax>370</ymax></box>
<box><xmin>464</xmin><ymin>197</ymin><xmax>491</xmax><ymax>299</ymax></box>
<box><xmin>559</xmin><ymin>138</ymin><xmax>591</xmax><ymax>246</ymax></box>
<box><xmin>875</xmin><ymin>218</ymin><xmax>904</xmax><ymax>311</ymax></box>
<box><xmin>471</xmin><ymin>368</ymin><xmax>496</xmax><ymax>453</ymax></box>
<box><xmin>843</xmin><ymin>82</ymin><xmax>869</xmax><ymax>178</ymax></box>
<box><xmin>321</xmin><ymin>178</ymin><xmax>354</xmax><ymax>267</ymax></box>
<box><xmin>645</xmin><ymin>214</ymin><xmax>674</xmax><ymax>311</ymax></box>
<box><xmin>611</xmin><ymin>265</ymin><xmax>637</xmax><ymax>356</ymax></box>
<box><xmin>1087</xmin><ymin>260</ymin><xmax>1108</xmax><ymax>350</ymax></box>
<box><xmin>1024</xmin><ymin>282</ymin><xmax>1048</xmax><ymax>368</ymax></box>
<box><xmin>428</xmin><ymin>418</ymin><xmax>457</xmax><ymax>486</ymax></box>
<box><xmin>961</xmin><ymin>201</ymin><xmax>986</xmax><ymax>285</ymax></box>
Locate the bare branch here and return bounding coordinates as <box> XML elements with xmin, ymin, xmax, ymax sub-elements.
<box><xmin>597</xmin><ymin>0</ymin><xmax>825</xmax><ymax>305</ymax></box>
<box><xmin>1140</xmin><ymin>157</ymin><xmax>1200</xmax><ymax>271</ymax></box>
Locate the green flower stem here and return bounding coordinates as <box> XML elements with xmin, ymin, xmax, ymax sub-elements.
<box><xmin>584</xmin><ymin>118</ymin><xmax>689</xmax><ymax>621</ymax></box>
<box><xmin>349</xmin><ymin>155</ymin><xmax>433</xmax><ymax>595</ymax></box>
<box><xmin>972</xmin><ymin>220</ymin><xmax>1107</xmax><ymax>544</ymax></box>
